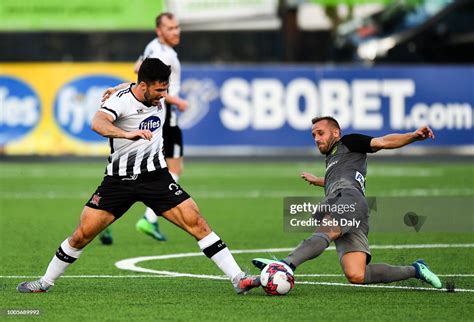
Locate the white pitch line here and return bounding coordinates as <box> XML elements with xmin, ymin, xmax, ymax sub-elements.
<box><xmin>113</xmin><ymin>243</ymin><xmax>474</xmax><ymax>294</ymax></box>
<box><xmin>3</xmin><ymin>275</ymin><xmax>472</xmax><ymax>293</ymax></box>
<box><xmin>0</xmin><ymin>275</ymin><xmax>180</xmax><ymax>279</ymax></box>
<box><xmin>114</xmin><ymin>244</ymin><xmax>474</xmax><ymax>270</ymax></box>
<box><xmin>296</xmin><ymin>274</ymin><xmax>474</xmax><ymax>277</ymax></box>
<box><xmin>296</xmin><ymin>281</ymin><xmax>474</xmax><ymax>293</ymax></box>
<box><xmin>2</xmin><ymin>274</ymin><xmax>473</xmax><ymax>278</ymax></box>
<box><xmin>115</xmin><ymin>243</ymin><xmax>474</xmax><ymax>268</ymax></box>
<box><xmin>5</xmin><ymin>244</ymin><xmax>473</xmax><ymax>293</ymax></box>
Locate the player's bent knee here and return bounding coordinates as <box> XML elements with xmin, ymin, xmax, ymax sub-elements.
<box><xmin>69</xmin><ymin>230</ymin><xmax>88</xmax><ymax>249</ymax></box>
<box><xmin>344</xmin><ymin>271</ymin><xmax>365</xmax><ymax>284</ymax></box>
<box><xmin>189</xmin><ymin>215</ymin><xmax>212</xmax><ymax>239</ymax></box>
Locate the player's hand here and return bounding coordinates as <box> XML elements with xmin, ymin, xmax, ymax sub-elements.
<box><xmin>300</xmin><ymin>172</ymin><xmax>319</xmax><ymax>185</ymax></box>
<box><xmin>101</xmin><ymin>87</ymin><xmax>117</xmax><ymax>103</ymax></box>
<box><xmin>124</xmin><ymin>130</ymin><xmax>153</xmax><ymax>141</ymax></box>
<box><xmin>176</xmin><ymin>99</ymin><xmax>189</xmax><ymax>112</ymax></box>
<box><xmin>413</xmin><ymin>126</ymin><xmax>435</xmax><ymax>141</ymax></box>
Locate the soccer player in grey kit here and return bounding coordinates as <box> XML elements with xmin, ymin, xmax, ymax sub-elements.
<box><xmin>253</xmin><ymin>116</ymin><xmax>442</xmax><ymax>289</ymax></box>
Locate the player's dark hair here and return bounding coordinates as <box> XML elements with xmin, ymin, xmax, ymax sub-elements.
<box><xmin>311</xmin><ymin>116</ymin><xmax>341</xmax><ymax>130</ymax></box>
<box><xmin>137</xmin><ymin>58</ymin><xmax>171</xmax><ymax>85</ymax></box>
<box><xmin>156</xmin><ymin>12</ymin><xmax>175</xmax><ymax>27</ymax></box>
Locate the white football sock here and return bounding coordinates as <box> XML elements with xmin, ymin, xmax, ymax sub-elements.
<box><xmin>198</xmin><ymin>232</ymin><xmax>242</xmax><ymax>283</ymax></box>
<box><xmin>42</xmin><ymin>238</ymin><xmax>83</xmax><ymax>286</ymax></box>
<box><xmin>144</xmin><ymin>207</ymin><xmax>158</xmax><ymax>224</ymax></box>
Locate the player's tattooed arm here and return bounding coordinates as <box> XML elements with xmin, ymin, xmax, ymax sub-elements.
<box><xmin>300</xmin><ymin>172</ymin><xmax>325</xmax><ymax>187</ymax></box>
<box><xmin>370</xmin><ymin>126</ymin><xmax>435</xmax><ymax>151</ymax></box>
<box><xmin>91</xmin><ymin>110</ymin><xmax>152</xmax><ymax>141</ymax></box>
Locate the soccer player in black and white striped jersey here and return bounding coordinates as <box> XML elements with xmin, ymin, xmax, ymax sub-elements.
<box><xmin>100</xmin><ymin>12</ymin><xmax>187</xmax><ymax>244</ymax></box>
<box><xmin>17</xmin><ymin>58</ymin><xmax>260</xmax><ymax>295</ymax></box>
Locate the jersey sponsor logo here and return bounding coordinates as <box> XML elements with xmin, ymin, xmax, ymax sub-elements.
<box><xmin>0</xmin><ymin>76</ymin><xmax>41</xmax><ymax>145</ymax></box>
<box><xmin>326</xmin><ymin>160</ymin><xmax>338</xmax><ymax>170</ymax></box>
<box><xmin>355</xmin><ymin>171</ymin><xmax>366</xmax><ymax>193</ymax></box>
<box><xmin>139</xmin><ymin>116</ymin><xmax>161</xmax><ymax>132</ymax></box>
<box><xmin>54</xmin><ymin>75</ymin><xmax>126</xmax><ymax>142</ymax></box>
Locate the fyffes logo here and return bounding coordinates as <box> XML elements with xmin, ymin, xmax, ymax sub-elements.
<box><xmin>54</xmin><ymin>75</ymin><xmax>125</xmax><ymax>142</ymax></box>
<box><xmin>139</xmin><ymin>116</ymin><xmax>161</xmax><ymax>132</ymax></box>
<box><xmin>0</xmin><ymin>76</ymin><xmax>41</xmax><ymax>145</ymax></box>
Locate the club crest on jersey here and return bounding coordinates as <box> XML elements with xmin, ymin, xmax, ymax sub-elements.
<box><xmin>139</xmin><ymin>116</ymin><xmax>161</xmax><ymax>132</ymax></box>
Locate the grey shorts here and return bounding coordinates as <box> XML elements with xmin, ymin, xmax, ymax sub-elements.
<box><xmin>316</xmin><ymin>188</ymin><xmax>372</xmax><ymax>264</ymax></box>
<box><xmin>335</xmin><ymin>229</ymin><xmax>372</xmax><ymax>264</ymax></box>
<box><xmin>314</xmin><ymin>188</ymin><xmax>369</xmax><ymax>235</ymax></box>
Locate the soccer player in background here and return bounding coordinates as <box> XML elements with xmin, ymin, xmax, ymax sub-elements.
<box><xmin>253</xmin><ymin>116</ymin><xmax>443</xmax><ymax>289</ymax></box>
<box><xmin>17</xmin><ymin>58</ymin><xmax>260</xmax><ymax>294</ymax></box>
<box><xmin>99</xmin><ymin>12</ymin><xmax>188</xmax><ymax>244</ymax></box>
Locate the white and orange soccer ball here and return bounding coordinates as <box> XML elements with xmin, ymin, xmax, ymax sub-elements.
<box><xmin>260</xmin><ymin>262</ymin><xmax>295</xmax><ymax>295</ymax></box>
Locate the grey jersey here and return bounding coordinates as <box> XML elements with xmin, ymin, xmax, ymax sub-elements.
<box><xmin>324</xmin><ymin>134</ymin><xmax>375</xmax><ymax>196</ymax></box>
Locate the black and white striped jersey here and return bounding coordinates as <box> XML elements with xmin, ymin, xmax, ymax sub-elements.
<box><xmin>99</xmin><ymin>84</ymin><xmax>167</xmax><ymax>177</ymax></box>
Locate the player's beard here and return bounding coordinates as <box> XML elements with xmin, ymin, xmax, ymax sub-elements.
<box><xmin>318</xmin><ymin>135</ymin><xmax>337</xmax><ymax>154</ymax></box>
<box><xmin>143</xmin><ymin>90</ymin><xmax>160</xmax><ymax>107</ymax></box>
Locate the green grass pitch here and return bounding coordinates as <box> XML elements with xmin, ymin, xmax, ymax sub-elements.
<box><xmin>0</xmin><ymin>160</ymin><xmax>473</xmax><ymax>321</ymax></box>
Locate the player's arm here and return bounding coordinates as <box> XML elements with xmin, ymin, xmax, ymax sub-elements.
<box><xmin>370</xmin><ymin>126</ymin><xmax>435</xmax><ymax>152</ymax></box>
<box><xmin>101</xmin><ymin>82</ymin><xmax>131</xmax><ymax>103</ymax></box>
<box><xmin>133</xmin><ymin>55</ymin><xmax>143</xmax><ymax>74</ymax></box>
<box><xmin>91</xmin><ymin>110</ymin><xmax>152</xmax><ymax>140</ymax></box>
<box><xmin>300</xmin><ymin>172</ymin><xmax>325</xmax><ymax>187</ymax></box>
<box><xmin>165</xmin><ymin>94</ymin><xmax>188</xmax><ymax>112</ymax></box>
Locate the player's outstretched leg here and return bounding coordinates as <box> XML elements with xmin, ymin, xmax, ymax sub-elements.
<box><xmin>162</xmin><ymin>198</ymin><xmax>259</xmax><ymax>294</ymax></box>
<box><xmin>136</xmin><ymin>208</ymin><xmax>167</xmax><ymax>241</ymax></box>
<box><xmin>363</xmin><ymin>261</ymin><xmax>442</xmax><ymax>288</ymax></box>
<box><xmin>344</xmin><ymin>253</ymin><xmax>443</xmax><ymax>289</ymax></box>
<box><xmin>17</xmin><ymin>207</ymin><xmax>115</xmax><ymax>293</ymax></box>
<box><xmin>252</xmin><ymin>231</ymin><xmax>333</xmax><ymax>272</ymax></box>
<box><xmin>17</xmin><ymin>238</ymin><xmax>84</xmax><ymax>293</ymax></box>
